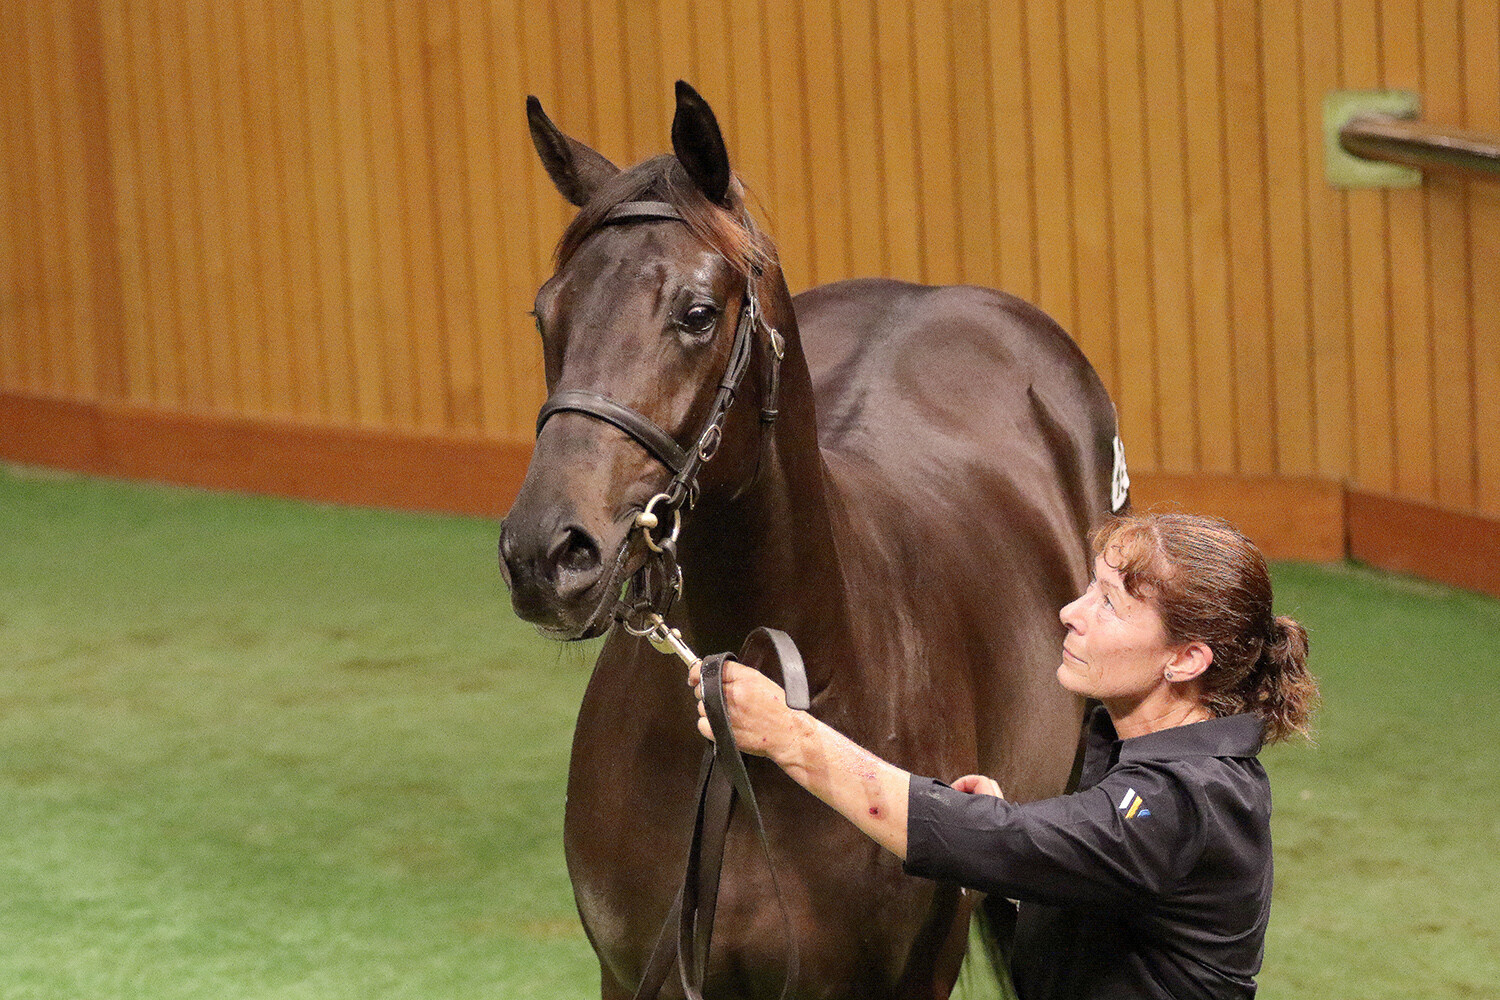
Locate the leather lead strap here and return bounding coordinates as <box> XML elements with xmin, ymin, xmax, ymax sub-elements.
<box><xmin>632</xmin><ymin>628</ymin><xmax>810</xmax><ymax>1000</ymax></box>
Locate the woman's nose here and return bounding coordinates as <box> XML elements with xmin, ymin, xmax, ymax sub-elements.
<box><xmin>1059</xmin><ymin>594</ymin><xmax>1084</xmax><ymax>630</ymax></box>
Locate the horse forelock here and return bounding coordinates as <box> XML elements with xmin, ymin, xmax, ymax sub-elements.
<box><xmin>554</xmin><ymin>156</ymin><xmax>775</xmax><ymax>279</ymax></box>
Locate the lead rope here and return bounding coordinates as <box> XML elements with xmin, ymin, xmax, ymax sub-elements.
<box><xmin>631</xmin><ymin>619</ymin><xmax>810</xmax><ymax>1000</ymax></box>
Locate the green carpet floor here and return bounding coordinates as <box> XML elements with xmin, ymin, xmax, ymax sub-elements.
<box><xmin>0</xmin><ymin>463</ymin><xmax>1495</xmax><ymax>998</ymax></box>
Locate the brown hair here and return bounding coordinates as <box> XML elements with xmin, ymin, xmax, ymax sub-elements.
<box><xmin>1094</xmin><ymin>512</ymin><xmax>1320</xmax><ymax>744</ymax></box>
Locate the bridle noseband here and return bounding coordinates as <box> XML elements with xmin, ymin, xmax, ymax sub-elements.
<box><xmin>533</xmin><ymin>200</ymin><xmax>784</xmax><ymax>631</ymax></box>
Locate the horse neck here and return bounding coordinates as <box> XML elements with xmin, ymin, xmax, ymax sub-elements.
<box><xmin>675</xmin><ymin>273</ymin><xmax>850</xmax><ymax>683</ymax></box>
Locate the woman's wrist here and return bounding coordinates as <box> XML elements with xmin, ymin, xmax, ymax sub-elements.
<box><xmin>768</xmin><ymin>703</ymin><xmax>818</xmax><ymax>776</ymax></box>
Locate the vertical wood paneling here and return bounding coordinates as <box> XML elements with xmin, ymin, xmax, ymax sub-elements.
<box><xmin>1468</xmin><ymin>4</ymin><xmax>1500</xmax><ymax>515</ymax></box>
<box><xmin>56</xmin><ymin>3</ymin><xmax>97</xmax><ymax>398</ymax></box>
<box><xmin>1180</xmin><ymin>1</ymin><xmax>1234</xmax><ymax>472</ymax></box>
<box><xmin>456</xmin><ymin>1</ymin><xmax>510</xmax><ymax>435</ymax></box>
<box><xmin>98</xmin><ymin>0</ymin><xmax>150</xmax><ymax>404</ymax></box>
<box><xmin>911</xmin><ymin>1</ymin><xmax>958</xmax><ymax>286</ymax></box>
<box><xmin>26</xmin><ymin>4</ymin><xmax>66</xmax><ymax>393</ymax></box>
<box><xmin>1141</xmin><ymin>0</ymin><xmax>1195</xmax><ymax>471</ymax></box>
<box><xmin>838</xmin><ymin>0</ymin><xmax>886</xmax><ymax>281</ymax></box>
<box><xmin>388</xmin><ymin>1</ymin><xmax>444</xmax><ymax>431</ymax></box>
<box><xmin>1342</xmin><ymin>0</ymin><xmax>1395</xmax><ymax>492</ymax></box>
<box><xmin>657</xmin><ymin>0</ymin><xmax>697</xmax><ymax>97</ymax></box>
<box><xmin>1222</xmin><ymin>0</ymin><xmax>1274</xmax><ymax>474</ymax></box>
<box><xmin>156</xmin><ymin>0</ymin><xmax>208</xmax><ymax>410</ymax></box>
<box><xmin>207</xmin><ymin>3</ymin><xmax>252</xmax><ymax>413</ymax></box>
<box><xmin>949</xmin><ymin>2</ymin><xmax>995</xmax><ymax>290</ymax></box>
<box><xmin>1262</xmin><ymin>0</ymin><xmax>1314</xmax><ymax>476</ymax></box>
<box><xmin>1024</xmin><ymin>0</ymin><xmax>1072</xmax><ymax>331</ymax></box>
<box><xmin>1101</xmin><ymin>1</ymin><xmax>1156</xmax><ymax>467</ymax></box>
<box><xmin>184</xmin><ymin>0</ymin><xmax>236</xmax><ymax>412</ymax></box>
<box><xmin>363</xmin><ymin>0</ymin><xmax>413</xmax><ymax>426</ymax></box>
<box><xmin>1303</xmin><ymin>0</ymin><xmax>1355</xmax><ymax>479</ymax></box>
<box><xmin>803</xmin><ymin>0</ymin><xmax>850</xmax><ymax>284</ymax></box>
<box><xmin>72</xmin><ymin>0</ymin><xmax>125</xmax><ymax>402</ymax></box>
<box><xmin>623</xmin><ymin>1</ymin><xmax>666</xmax><ymax>164</ymax></box>
<box><xmin>1062</xmin><ymin>1</ymin><xmax>1117</xmax><ymax>398</ymax></box>
<box><xmin>132</xmin><ymin>0</ymin><xmax>178</xmax><ymax>404</ymax></box>
<box><xmin>1423</xmin><ymin>0</ymin><xmax>1473</xmax><ymax>508</ymax></box>
<box><xmin>244</xmin><ymin>1</ymin><xmax>291</xmax><ymax>415</ymax></box>
<box><xmin>3</xmin><ymin>0</ymin><xmax>1499</xmax><ymax>528</ymax></box>
<box><xmin>874</xmin><ymin>2</ymin><xmax>921</xmax><ymax>283</ymax></box>
<box><xmin>1382</xmin><ymin>0</ymin><xmax>1435</xmax><ymax>500</ymax></box>
<box><xmin>330</xmin><ymin>0</ymin><xmax>379</xmax><ymax>425</ymax></box>
<box><xmin>766</xmin><ymin>3</ymin><xmax>813</xmax><ymax>293</ymax></box>
<box><xmin>304</xmin><ymin>0</ymin><xmax>354</xmax><ymax>423</ymax></box>
<box><xmin>0</xmin><ymin>18</ymin><xmax>21</xmax><ymax>388</ymax></box>
<box><xmin>425</xmin><ymin>0</ymin><xmax>479</xmax><ymax>431</ymax></box>
<box><xmin>988</xmin><ymin>0</ymin><xmax>1035</xmax><ymax>299</ymax></box>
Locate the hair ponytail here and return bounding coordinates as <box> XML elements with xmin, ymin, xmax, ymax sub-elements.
<box><xmin>1251</xmin><ymin>615</ymin><xmax>1319</xmax><ymax>744</ymax></box>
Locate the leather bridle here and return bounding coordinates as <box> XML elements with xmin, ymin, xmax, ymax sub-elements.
<box><xmin>533</xmin><ymin>199</ymin><xmax>785</xmax><ymax>631</ymax></box>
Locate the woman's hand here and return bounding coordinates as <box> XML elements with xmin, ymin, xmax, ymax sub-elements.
<box><xmin>688</xmin><ymin>660</ymin><xmax>794</xmax><ymax>761</ymax></box>
<box><xmin>690</xmin><ymin>657</ymin><xmax>914</xmax><ymax>860</ymax></box>
<box><xmin>952</xmin><ymin>774</ymin><xmax>1004</xmax><ymax>798</ymax></box>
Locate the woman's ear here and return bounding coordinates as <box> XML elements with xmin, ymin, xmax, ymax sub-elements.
<box><xmin>527</xmin><ymin>95</ymin><xmax>621</xmax><ymax>207</ymax></box>
<box><xmin>671</xmin><ymin>81</ymin><xmax>732</xmax><ymax>206</ymax></box>
<box><xmin>1165</xmin><ymin>642</ymin><xmax>1213</xmax><ymax>683</ymax></box>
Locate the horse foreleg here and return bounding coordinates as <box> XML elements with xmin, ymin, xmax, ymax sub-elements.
<box><xmin>895</xmin><ymin>883</ymin><xmax>978</xmax><ymax>1000</ymax></box>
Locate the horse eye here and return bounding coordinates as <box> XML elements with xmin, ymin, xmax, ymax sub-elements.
<box><xmin>529</xmin><ymin>310</ymin><xmax>543</xmax><ymax>337</ymax></box>
<box><xmin>679</xmin><ymin>304</ymin><xmax>719</xmax><ymax>335</ymax></box>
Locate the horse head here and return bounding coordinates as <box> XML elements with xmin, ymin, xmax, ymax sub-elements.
<box><xmin>500</xmin><ymin>83</ymin><xmax>783</xmax><ymax>640</ymax></box>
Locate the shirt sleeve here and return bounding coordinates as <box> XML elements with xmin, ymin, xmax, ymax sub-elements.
<box><xmin>903</xmin><ymin>764</ymin><xmax>1204</xmax><ymax>908</ymax></box>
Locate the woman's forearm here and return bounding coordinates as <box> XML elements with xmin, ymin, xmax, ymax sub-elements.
<box><xmin>773</xmin><ymin>711</ymin><xmax>912</xmax><ymax>860</ymax></box>
<box><xmin>692</xmin><ymin>660</ymin><xmax>912</xmax><ymax>859</ymax></box>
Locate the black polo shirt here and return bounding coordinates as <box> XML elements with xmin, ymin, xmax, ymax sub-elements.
<box><xmin>905</xmin><ymin>706</ymin><xmax>1271</xmax><ymax>999</ymax></box>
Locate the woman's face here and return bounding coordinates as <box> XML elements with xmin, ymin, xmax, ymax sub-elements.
<box><xmin>1057</xmin><ymin>550</ymin><xmax>1176</xmax><ymax>707</ymax></box>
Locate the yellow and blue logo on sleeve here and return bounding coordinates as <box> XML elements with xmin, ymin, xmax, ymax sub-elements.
<box><xmin>1118</xmin><ymin>788</ymin><xmax>1151</xmax><ymax>819</ymax></box>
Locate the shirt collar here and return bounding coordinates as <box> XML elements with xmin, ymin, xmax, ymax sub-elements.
<box><xmin>1086</xmin><ymin>705</ymin><xmax>1265</xmax><ymax>762</ymax></box>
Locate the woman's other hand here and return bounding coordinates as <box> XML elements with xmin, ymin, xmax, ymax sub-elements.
<box><xmin>952</xmin><ymin>774</ymin><xmax>1004</xmax><ymax>798</ymax></box>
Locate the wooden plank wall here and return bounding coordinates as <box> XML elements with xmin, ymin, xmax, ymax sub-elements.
<box><xmin>1</xmin><ymin>0</ymin><xmax>1498</xmax><ymax>525</ymax></box>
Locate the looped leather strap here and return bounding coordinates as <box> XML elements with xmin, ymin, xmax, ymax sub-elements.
<box><xmin>632</xmin><ymin>628</ymin><xmax>809</xmax><ymax>1000</ymax></box>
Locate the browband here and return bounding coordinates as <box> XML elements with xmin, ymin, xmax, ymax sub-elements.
<box><xmin>602</xmin><ymin>200</ymin><xmax>685</xmax><ymax>225</ymax></box>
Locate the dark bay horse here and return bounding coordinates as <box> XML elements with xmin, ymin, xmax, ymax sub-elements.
<box><xmin>499</xmin><ymin>82</ymin><xmax>1126</xmax><ymax>999</ymax></box>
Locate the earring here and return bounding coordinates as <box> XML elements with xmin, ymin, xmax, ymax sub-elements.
<box><xmin>1163</xmin><ymin>670</ymin><xmax>1176</xmax><ymax>682</ymax></box>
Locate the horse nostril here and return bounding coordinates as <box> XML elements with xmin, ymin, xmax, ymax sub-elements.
<box><xmin>549</xmin><ymin>525</ymin><xmax>601</xmax><ymax>577</ymax></box>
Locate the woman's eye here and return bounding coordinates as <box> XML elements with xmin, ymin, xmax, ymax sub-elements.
<box><xmin>679</xmin><ymin>304</ymin><xmax>718</xmax><ymax>335</ymax></box>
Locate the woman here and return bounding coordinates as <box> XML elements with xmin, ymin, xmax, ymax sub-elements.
<box><xmin>689</xmin><ymin>512</ymin><xmax>1319</xmax><ymax>999</ymax></box>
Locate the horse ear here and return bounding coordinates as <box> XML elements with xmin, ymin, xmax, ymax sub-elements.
<box><xmin>671</xmin><ymin>81</ymin><xmax>732</xmax><ymax>207</ymax></box>
<box><xmin>527</xmin><ymin>95</ymin><xmax>620</xmax><ymax>207</ymax></box>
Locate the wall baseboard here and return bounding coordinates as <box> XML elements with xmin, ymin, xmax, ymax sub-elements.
<box><xmin>1346</xmin><ymin>490</ymin><xmax>1500</xmax><ymax>599</ymax></box>
<box><xmin>0</xmin><ymin>392</ymin><xmax>527</xmax><ymax>519</ymax></box>
<box><xmin>5</xmin><ymin>392</ymin><xmax>1499</xmax><ymax>598</ymax></box>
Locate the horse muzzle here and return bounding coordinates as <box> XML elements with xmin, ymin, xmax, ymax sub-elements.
<box><xmin>498</xmin><ymin>513</ymin><xmax>633</xmax><ymax>640</ymax></box>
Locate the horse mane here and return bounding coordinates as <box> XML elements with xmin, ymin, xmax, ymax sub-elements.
<box><xmin>555</xmin><ymin>155</ymin><xmax>776</xmax><ymax>278</ymax></box>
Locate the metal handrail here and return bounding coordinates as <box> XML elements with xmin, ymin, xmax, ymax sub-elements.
<box><xmin>1340</xmin><ymin>114</ymin><xmax>1500</xmax><ymax>181</ymax></box>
